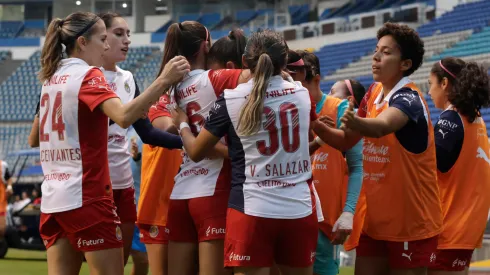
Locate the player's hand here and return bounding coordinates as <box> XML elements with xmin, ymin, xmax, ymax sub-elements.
<box><xmin>170</xmin><ymin>106</ymin><xmax>189</xmax><ymax>128</ymax></box>
<box><xmin>318</xmin><ymin>115</ymin><xmax>336</xmax><ymax>128</ymax></box>
<box><xmin>340</xmin><ymin>101</ymin><xmax>357</xmax><ymax>131</ymax></box>
<box><xmin>159</xmin><ymin>56</ymin><xmax>190</xmax><ymax>85</ymax></box>
<box><xmin>5</xmin><ymin>185</ymin><xmax>13</xmax><ymax>199</ymax></box>
<box><xmin>332</xmin><ymin>212</ymin><xmax>353</xmax><ymax>245</ymax></box>
<box><xmin>130</xmin><ymin>138</ymin><xmax>139</xmax><ymax>160</ymax></box>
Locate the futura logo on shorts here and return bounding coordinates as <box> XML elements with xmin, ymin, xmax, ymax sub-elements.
<box><xmin>430</xmin><ymin>253</ymin><xmax>436</xmax><ymax>263</ymax></box>
<box><xmin>229</xmin><ymin>252</ymin><xmax>251</xmax><ymax>261</ymax></box>
<box><xmin>452</xmin><ymin>258</ymin><xmax>467</xmax><ymax>267</ymax></box>
<box><xmin>206</xmin><ymin>226</ymin><xmax>225</xmax><ymax>237</ymax></box>
<box><xmin>77</xmin><ymin>237</ymin><xmax>104</xmax><ymax>248</ymax></box>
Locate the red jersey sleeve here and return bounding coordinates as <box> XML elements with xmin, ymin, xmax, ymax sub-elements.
<box><xmin>208</xmin><ymin>69</ymin><xmax>242</xmax><ymax>96</ymax></box>
<box><xmin>79</xmin><ymin>68</ymin><xmax>118</xmax><ymax>111</ymax></box>
<box><xmin>357</xmin><ymin>83</ymin><xmax>374</xmax><ymax>118</ymax></box>
<box><xmin>309</xmin><ymin>92</ymin><xmax>318</xmax><ymax>122</ymax></box>
<box><xmin>148</xmin><ymin>94</ymin><xmax>171</xmax><ymax>122</ymax></box>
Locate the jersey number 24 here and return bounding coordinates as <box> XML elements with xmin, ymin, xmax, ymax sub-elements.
<box><xmin>40</xmin><ymin>91</ymin><xmax>66</xmax><ymax>142</ymax></box>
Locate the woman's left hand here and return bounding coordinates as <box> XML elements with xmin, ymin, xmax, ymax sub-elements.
<box><xmin>170</xmin><ymin>106</ymin><xmax>189</xmax><ymax>129</ymax></box>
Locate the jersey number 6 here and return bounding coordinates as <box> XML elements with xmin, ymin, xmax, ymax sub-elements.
<box><xmin>257</xmin><ymin>102</ymin><xmax>300</xmax><ymax>156</ymax></box>
<box><xmin>40</xmin><ymin>91</ymin><xmax>66</xmax><ymax>142</ymax></box>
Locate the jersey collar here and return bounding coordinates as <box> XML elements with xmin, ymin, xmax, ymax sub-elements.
<box><xmin>185</xmin><ymin>69</ymin><xmax>205</xmax><ymax>79</ymax></box>
<box><xmin>246</xmin><ymin>75</ymin><xmax>284</xmax><ymax>85</ymax></box>
<box><xmin>100</xmin><ymin>65</ymin><xmax>124</xmax><ymax>76</ymax></box>
<box><xmin>374</xmin><ymin>76</ymin><xmax>412</xmax><ymax>105</ymax></box>
<box><xmin>61</xmin><ymin>57</ymin><xmax>90</xmax><ymax>67</ymax></box>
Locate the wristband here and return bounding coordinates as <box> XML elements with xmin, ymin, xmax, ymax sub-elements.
<box><xmin>6</xmin><ymin>185</ymin><xmax>13</xmax><ymax>192</ymax></box>
<box><xmin>179</xmin><ymin>122</ymin><xmax>190</xmax><ymax>131</ymax></box>
<box><xmin>315</xmin><ymin>136</ymin><xmax>326</xmax><ymax>146</ymax></box>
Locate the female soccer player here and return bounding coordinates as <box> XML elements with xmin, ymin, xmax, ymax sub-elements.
<box><xmin>299</xmin><ymin>51</ymin><xmax>364</xmax><ymax>275</ymax></box>
<box><xmin>28</xmin><ymin>12</ymin><xmax>183</xmax><ymax>267</ymax></box>
<box><xmin>207</xmin><ymin>29</ymin><xmax>247</xmax><ymax>70</ymax></box>
<box><xmin>172</xmin><ymin>29</ymin><xmax>319</xmax><ymax>275</ymax></box>
<box><xmin>340</xmin><ymin>22</ymin><xmax>443</xmax><ymax>275</ymax></box>
<box><xmin>138</xmin><ymin>28</ymin><xmax>248</xmax><ymax>275</ymax></box>
<box><xmin>329</xmin><ymin>79</ymin><xmax>366</xmax><ymax>109</ymax></box>
<box><xmin>427</xmin><ymin>58</ymin><xmax>490</xmax><ymax>275</ymax></box>
<box><xmin>285</xmin><ymin>50</ymin><xmax>306</xmax><ymax>82</ymax></box>
<box><xmin>37</xmin><ymin>11</ymin><xmax>188</xmax><ymax>275</ymax></box>
<box><xmin>138</xmin><ymin>95</ymin><xmax>183</xmax><ymax>275</ymax></box>
<box><xmin>99</xmin><ymin>12</ymin><xmax>183</xmax><ymax>266</ymax></box>
<box><xmin>153</xmin><ymin>21</ymin><xmax>251</xmax><ymax>275</ymax></box>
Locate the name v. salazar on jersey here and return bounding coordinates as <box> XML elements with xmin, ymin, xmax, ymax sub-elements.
<box><xmin>249</xmin><ymin>159</ymin><xmax>311</xmax><ymax>179</ymax></box>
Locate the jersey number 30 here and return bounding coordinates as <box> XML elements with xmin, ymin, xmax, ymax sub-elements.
<box><xmin>257</xmin><ymin>102</ymin><xmax>300</xmax><ymax>156</ymax></box>
<box><xmin>40</xmin><ymin>91</ymin><xmax>66</xmax><ymax>142</ymax></box>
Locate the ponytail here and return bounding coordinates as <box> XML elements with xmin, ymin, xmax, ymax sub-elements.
<box><xmin>157</xmin><ymin>23</ymin><xmax>182</xmax><ymax>80</ymax></box>
<box><xmin>230</xmin><ymin>29</ymin><xmax>247</xmax><ymax>68</ymax></box>
<box><xmin>39</xmin><ymin>18</ymin><xmax>64</xmax><ymax>82</ymax></box>
<box><xmin>237</xmin><ymin>53</ymin><xmax>274</xmax><ymax>135</ymax></box>
<box><xmin>39</xmin><ymin>12</ymin><xmax>100</xmax><ymax>83</ymax></box>
<box><xmin>157</xmin><ymin>21</ymin><xmax>208</xmax><ymax>80</ymax></box>
<box><xmin>450</xmin><ymin>62</ymin><xmax>490</xmax><ymax>122</ymax></box>
<box><xmin>207</xmin><ymin>28</ymin><xmax>247</xmax><ymax>69</ymax></box>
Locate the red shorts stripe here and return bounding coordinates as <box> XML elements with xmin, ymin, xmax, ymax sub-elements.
<box><xmin>39</xmin><ymin>199</ymin><xmax>123</xmax><ymax>252</ymax></box>
<box><xmin>224</xmin><ymin>208</ymin><xmax>318</xmax><ymax>268</ymax></box>
<box><xmin>113</xmin><ymin>187</ymin><xmax>137</xmax><ymax>223</ymax></box>
<box><xmin>356</xmin><ymin>234</ymin><xmax>438</xmax><ymax>269</ymax></box>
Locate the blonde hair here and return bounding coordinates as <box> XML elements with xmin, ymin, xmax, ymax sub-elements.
<box><xmin>39</xmin><ymin>12</ymin><xmax>100</xmax><ymax>82</ymax></box>
<box><xmin>237</xmin><ymin>30</ymin><xmax>288</xmax><ymax>136</ymax></box>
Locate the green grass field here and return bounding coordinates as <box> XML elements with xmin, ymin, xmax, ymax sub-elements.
<box><xmin>0</xmin><ymin>248</ymin><xmax>355</xmax><ymax>275</ymax></box>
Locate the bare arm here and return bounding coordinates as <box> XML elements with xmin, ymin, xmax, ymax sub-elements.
<box><xmin>179</xmin><ymin>127</ymin><xmax>221</xmax><ymax>162</ymax></box>
<box><xmin>28</xmin><ymin>115</ymin><xmax>40</xmax><ymax>148</ymax></box>
<box><xmin>341</xmin><ymin>104</ymin><xmax>409</xmax><ymax>138</ymax></box>
<box><xmin>100</xmin><ymin>56</ymin><xmax>190</xmax><ymax>129</ymax></box>
<box><xmin>206</xmin><ymin>142</ymin><xmax>229</xmax><ymax>159</ymax></box>
<box><xmin>309</xmin><ymin>140</ymin><xmax>321</xmax><ymax>155</ymax></box>
<box><xmin>311</xmin><ymin>120</ymin><xmax>362</xmax><ymax>152</ymax></box>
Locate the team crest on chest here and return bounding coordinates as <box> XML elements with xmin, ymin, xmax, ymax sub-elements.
<box><xmin>124</xmin><ymin>81</ymin><xmax>131</xmax><ymax>93</ymax></box>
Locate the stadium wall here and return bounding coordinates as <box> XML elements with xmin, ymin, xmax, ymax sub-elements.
<box><xmin>317</xmin><ymin>0</ymin><xmax>350</xmax><ymax>17</ymax></box>
<box><xmin>145</xmin><ymin>15</ymin><xmax>172</xmax><ymax>32</ymax></box>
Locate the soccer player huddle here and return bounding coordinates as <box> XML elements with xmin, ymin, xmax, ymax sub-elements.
<box><xmin>26</xmin><ymin>9</ymin><xmax>490</xmax><ymax>275</ymax></box>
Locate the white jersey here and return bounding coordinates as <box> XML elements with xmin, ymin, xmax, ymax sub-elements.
<box><xmin>204</xmin><ymin>76</ymin><xmax>314</xmax><ymax>219</ymax></box>
<box><xmin>103</xmin><ymin>66</ymin><xmax>137</xmax><ymax>190</ymax></box>
<box><xmin>169</xmin><ymin>69</ymin><xmax>232</xmax><ymax>199</ymax></box>
<box><xmin>39</xmin><ymin>58</ymin><xmax>118</xmax><ymax>213</ymax></box>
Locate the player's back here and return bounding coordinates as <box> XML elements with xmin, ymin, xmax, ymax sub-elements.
<box><xmin>169</xmin><ymin>69</ymin><xmax>230</xmax><ymax>199</ymax></box>
<box><xmin>222</xmin><ymin>76</ymin><xmax>313</xmax><ymax>219</ymax></box>
<box><xmin>39</xmin><ymin>58</ymin><xmax>115</xmax><ymax>213</ymax></box>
